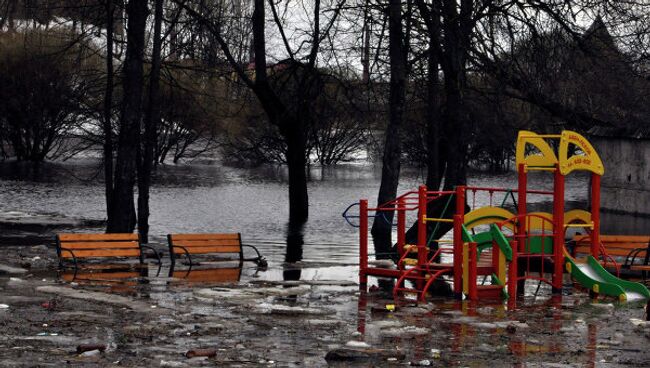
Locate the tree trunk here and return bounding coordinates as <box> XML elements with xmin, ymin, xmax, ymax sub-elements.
<box><xmin>371</xmin><ymin>0</ymin><xmax>407</xmax><ymax>259</ymax></box>
<box><xmin>103</xmin><ymin>0</ymin><xmax>115</xmax><ymax>226</ymax></box>
<box><xmin>282</xmin><ymin>119</ymin><xmax>309</xmax><ymax>224</ymax></box>
<box><xmin>137</xmin><ymin>0</ymin><xmax>163</xmax><ymax>244</ymax></box>
<box><xmin>108</xmin><ymin>0</ymin><xmax>148</xmax><ymax>233</ymax></box>
<box><xmin>425</xmin><ymin>29</ymin><xmax>443</xmax><ymax>190</ymax></box>
<box><xmin>361</xmin><ymin>1</ymin><xmax>371</xmax><ymax>84</ymax></box>
<box><xmin>442</xmin><ymin>85</ymin><xmax>467</xmax><ymax>189</ymax></box>
<box><xmin>440</xmin><ymin>0</ymin><xmax>472</xmax><ymax>190</ymax></box>
<box><xmin>251</xmin><ymin>0</ymin><xmax>309</xmax><ymax>224</ymax></box>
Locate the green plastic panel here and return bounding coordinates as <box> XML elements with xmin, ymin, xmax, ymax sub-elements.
<box><xmin>527</xmin><ymin>236</ymin><xmax>554</xmax><ymax>254</ymax></box>
<box><xmin>490</xmin><ymin>273</ymin><xmax>509</xmax><ymax>300</ymax></box>
<box><xmin>489</xmin><ymin>224</ymin><xmax>512</xmax><ymax>261</ymax></box>
<box><xmin>461</xmin><ymin>225</ymin><xmax>474</xmax><ymax>243</ymax></box>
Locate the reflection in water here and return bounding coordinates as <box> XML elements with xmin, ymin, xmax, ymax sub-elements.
<box><xmin>168</xmin><ymin>264</ymin><xmax>242</xmax><ymax>285</ymax></box>
<box><xmin>59</xmin><ymin>264</ymin><xmax>150</xmax><ymax>296</ymax></box>
<box><xmin>283</xmin><ymin>220</ymin><xmax>305</xmax><ymax>281</ymax></box>
<box><xmin>285</xmin><ymin>221</ymin><xmax>304</xmax><ymax>263</ymax></box>
<box><xmin>354</xmin><ymin>291</ymin><xmax>614</xmax><ymax>367</ymax></box>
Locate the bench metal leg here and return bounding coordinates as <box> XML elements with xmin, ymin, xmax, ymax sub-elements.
<box><xmin>141</xmin><ymin>245</ymin><xmax>163</xmax><ymax>277</ymax></box>
<box><xmin>242</xmin><ymin>244</ymin><xmax>267</xmax><ymax>267</ymax></box>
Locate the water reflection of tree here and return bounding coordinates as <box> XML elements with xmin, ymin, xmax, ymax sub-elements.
<box><xmin>283</xmin><ymin>221</ymin><xmax>305</xmax><ymax>282</ymax></box>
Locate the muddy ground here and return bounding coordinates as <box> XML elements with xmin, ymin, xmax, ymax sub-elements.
<box><xmin>1</xmin><ymin>242</ymin><xmax>649</xmax><ymax>367</ymax></box>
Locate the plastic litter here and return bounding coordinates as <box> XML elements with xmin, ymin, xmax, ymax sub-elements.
<box><xmin>185</xmin><ymin>348</ymin><xmax>217</xmax><ymax>358</ymax></box>
<box><xmin>77</xmin><ymin>344</ymin><xmax>107</xmax><ymax>353</ymax></box>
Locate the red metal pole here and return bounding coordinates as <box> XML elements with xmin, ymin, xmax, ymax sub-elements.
<box><xmin>469</xmin><ymin>241</ymin><xmax>478</xmax><ymax>301</ymax></box>
<box><xmin>359</xmin><ymin>199</ymin><xmax>368</xmax><ymax>286</ymax></box>
<box><xmin>508</xmin><ymin>240</ymin><xmax>518</xmax><ymax>305</ymax></box>
<box><xmin>453</xmin><ymin>186</ymin><xmax>465</xmax><ymax>297</ymax></box>
<box><xmin>397</xmin><ymin>197</ymin><xmax>406</xmax><ymax>264</ymax></box>
<box><xmin>418</xmin><ymin>185</ymin><xmax>428</xmax><ymax>267</ymax></box>
<box><xmin>553</xmin><ymin>165</ymin><xmax>565</xmax><ymax>292</ymax></box>
<box><xmin>591</xmin><ymin>174</ymin><xmax>601</xmax><ymax>258</ymax></box>
<box><xmin>517</xmin><ymin>164</ymin><xmax>527</xmax><ymax>251</ymax></box>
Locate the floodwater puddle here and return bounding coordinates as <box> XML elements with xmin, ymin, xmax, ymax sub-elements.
<box><xmin>1</xmin><ymin>250</ymin><xmax>649</xmax><ymax>366</ymax></box>
<box><xmin>1</xmin><ymin>162</ymin><xmax>649</xmax><ymax>365</ymax></box>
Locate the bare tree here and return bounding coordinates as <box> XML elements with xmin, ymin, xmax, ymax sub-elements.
<box><xmin>370</xmin><ymin>0</ymin><xmax>408</xmax><ymax>256</ymax></box>
<box><xmin>137</xmin><ymin>0</ymin><xmax>164</xmax><ymax>243</ymax></box>
<box><xmin>176</xmin><ymin>0</ymin><xmax>346</xmax><ymax>224</ymax></box>
<box><xmin>107</xmin><ymin>0</ymin><xmax>148</xmax><ymax>233</ymax></box>
<box><xmin>0</xmin><ymin>29</ymin><xmax>98</xmax><ymax>162</ymax></box>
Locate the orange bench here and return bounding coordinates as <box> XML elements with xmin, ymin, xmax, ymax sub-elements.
<box><xmin>573</xmin><ymin>234</ymin><xmax>650</xmax><ymax>275</ymax></box>
<box><xmin>56</xmin><ymin>233</ymin><xmax>161</xmax><ymax>271</ymax></box>
<box><xmin>167</xmin><ymin>233</ymin><xmax>265</xmax><ymax>267</ymax></box>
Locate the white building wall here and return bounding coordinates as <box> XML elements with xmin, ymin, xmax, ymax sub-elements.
<box><xmin>591</xmin><ymin>136</ymin><xmax>650</xmax><ymax>216</ymax></box>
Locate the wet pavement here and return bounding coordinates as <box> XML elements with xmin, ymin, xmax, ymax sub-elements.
<box><xmin>1</xmin><ymin>244</ymin><xmax>649</xmax><ymax>367</ymax></box>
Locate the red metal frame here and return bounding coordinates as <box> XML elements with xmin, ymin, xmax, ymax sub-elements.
<box><xmin>553</xmin><ymin>164</ymin><xmax>565</xmax><ymax>291</ymax></box>
<box><xmin>357</xmin><ymin>146</ymin><xmax>606</xmax><ymax>304</ymax></box>
<box><xmin>453</xmin><ymin>185</ymin><xmax>465</xmax><ymax>296</ymax></box>
<box><xmin>591</xmin><ymin>174</ymin><xmax>601</xmax><ymax>258</ymax></box>
<box><xmin>397</xmin><ymin>197</ymin><xmax>406</xmax><ymax>262</ymax></box>
<box><xmin>468</xmin><ymin>241</ymin><xmax>478</xmax><ymax>300</ymax></box>
<box><xmin>418</xmin><ymin>185</ymin><xmax>428</xmax><ymax>268</ymax></box>
<box><xmin>359</xmin><ymin>199</ymin><xmax>368</xmax><ymax>286</ymax></box>
<box><xmin>517</xmin><ymin>164</ymin><xmax>528</xmax><ymax>243</ymax></box>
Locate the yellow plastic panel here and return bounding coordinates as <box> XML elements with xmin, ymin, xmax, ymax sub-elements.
<box><xmin>564</xmin><ymin>209</ymin><xmax>592</xmax><ymax>225</ymax></box>
<box><xmin>463</xmin><ymin>207</ymin><xmax>516</xmax><ymax>231</ymax></box>
<box><xmin>526</xmin><ymin>212</ymin><xmax>554</xmax><ymax>232</ymax></box>
<box><xmin>515</xmin><ymin>131</ymin><xmax>558</xmax><ymax>169</ymax></box>
<box><xmin>559</xmin><ymin>131</ymin><xmax>604</xmax><ymax>175</ymax></box>
<box><xmin>497</xmin><ymin>250</ymin><xmax>506</xmax><ymax>283</ymax></box>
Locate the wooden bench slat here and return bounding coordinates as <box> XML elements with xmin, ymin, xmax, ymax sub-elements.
<box><xmin>171</xmin><ymin>233</ymin><xmax>240</xmax><ymax>241</ymax></box>
<box><xmin>599</xmin><ymin>236</ymin><xmax>650</xmax><ymax>243</ymax></box>
<box><xmin>574</xmin><ymin>235</ymin><xmax>650</xmax><ymax>242</ymax></box>
<box><xmin>172</xmin><ymin>245</ymin><xmax>241</xmax><ymax>254</ymax></box>
<box><xmin>58</xmin><ymin>233</ymin><xmax>138</xmax><ymax>241</ymax></box>
<box><xmin>576</xmin><ymin>242</ymin><xmax>649</xmax><ymax>249</ymax></box>
<box><xmin>630</xmin><ymin>265</ymin><xmax>650</xmax><ymax>271</ymax></box>
<box><xmin>60</xmin><ymin>241</ymin><xmax>139</xmax><ymax>250</ymax></box>
<box><xmin>574</xmin><ymin>235</ymin><xmax>650</xmax><ymax>243</ymax></box>
<box><xmin>173</xmin><ymin>240</ymin><xmax>241</xmax><ymax>247</ymax></box>
<box><xmin>60</xmin><ymin>248</ymin><xmax>141</xmax><ymax>259</ymax></box>
<box><xmin>601</xmin><ymin>249</ymin><xmax>642</xmax><ymax>257</ymax></box>
<box><xmin>575</xmin><ymin>246</ymin><xmax>638</xmax><ymax>257</ymax></box>
<box><xmin>168</xmin><ymin>233</ymin><xmax>248</xmax><ymax>266</ymax></box>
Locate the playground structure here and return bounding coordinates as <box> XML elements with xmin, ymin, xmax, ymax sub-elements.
<box><xmin>347</xmin><ymin>130</ymin><xmax>650</xmax><ymax>303</ymax></box>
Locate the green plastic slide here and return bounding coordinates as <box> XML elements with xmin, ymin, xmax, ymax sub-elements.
<box><xmin>565</xmin><ymin>255</ymin><xmax>650</xmax><ymax>301</ymax></box>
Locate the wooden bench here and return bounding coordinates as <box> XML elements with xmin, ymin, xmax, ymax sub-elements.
<box><xmin>167</xmin><ymin>233</ymin><xmax>265</xmax><ymax>267</ymax></box>
<box><xmin>56</xmin><ymin>233</ymin><xmax>161</xmax><ymax>272</ymax></box>
<box><xmin>572</xmin><ymin>234</ymin><xmax>650</xmax><ymax>276</ymax></box>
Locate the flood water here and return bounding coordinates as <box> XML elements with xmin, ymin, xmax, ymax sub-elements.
<box><xmin>1</xmin><ymin>159</ymin><xmax>649</xmax><ymax>367</ymax></box>
<box><xmin>0</xmin><ymin>159</ymin><xmax>648</xmax><ymax>269</ymax></box>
